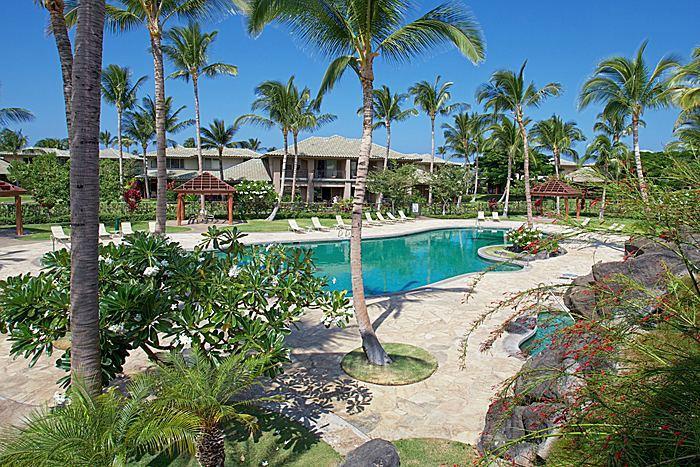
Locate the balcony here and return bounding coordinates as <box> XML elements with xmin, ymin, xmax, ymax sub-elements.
<box><xmin>284</xmin><ymin>168</ymin><xmax>309</xmax><ymax>179</ymax></box>
<box><xmin>316</xmin><ymin>168</ymin><xmax>346</xmax><ymax>179</ymax></box>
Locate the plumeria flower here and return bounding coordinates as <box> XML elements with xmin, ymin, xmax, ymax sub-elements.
<box><xmin>228</xmin><ymin>266</ymin><xmax>241</xmax><ymax>278</ymax></box>
<box><xmin>143</xmin><ymin>266</ymin><xmax>159</xmax><ymax>277</ymax></box>
<box><xmin>331</xmin><ymin>277</ymin><xmax>337</xmax><ymax>285</ymax></box>
<box><xmin>53</xmin><ymin>391</ymin><xmax>68</xmax><ymax>406</ymax></box>
<box><xmin>179</xmin><ymin>335</ymin><xmax>192</xmax><ymax>347</ymax></box>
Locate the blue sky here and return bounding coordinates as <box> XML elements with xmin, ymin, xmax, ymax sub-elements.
<box><xmin>1</xmin><ymin>1</ymin><xmax>697</xmax><ymax>157</ymax></box>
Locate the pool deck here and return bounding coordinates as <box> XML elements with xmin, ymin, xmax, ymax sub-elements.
<box><xmin>0</xmin><ymin>218</ymin><xmax>626</xmax><ymax>453</ymax></box>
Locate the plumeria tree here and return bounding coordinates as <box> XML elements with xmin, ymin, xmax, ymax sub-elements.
<box><xmin>247</xmin><ymin>0</ymin><xmax>485</xmax><ymax>365</ymax></box>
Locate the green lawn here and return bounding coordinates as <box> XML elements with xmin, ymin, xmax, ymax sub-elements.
<box><xmin>394</xmin><ymin>438</ymin><xmax>478</xmax><ymax>466</ymax></box>
<box><xmin>0</xmin><ymin>195</ymin><xmax>34</xmax><ymax>203</ymax></box>
<box><xmin>2</xmin><ymin>222</ymin><xmax>191</xmax><ymax>241</ymax></box>
<box><xmin>229</xmin><ymin>218</ymin><xmax>346</xmax><ymax>233</ymax></box>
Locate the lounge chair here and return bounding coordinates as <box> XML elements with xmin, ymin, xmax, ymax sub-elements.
<box><xmin>386</xmin><ymin>212</ymin><xmax>403</xmax><ymax>223</ymax></box>
<box><xmin>50</xmin><ymin>225</ymin><xmax>70</xmax><ymax>251</ymax></box>
<box><xmin>607</xmin><ymin>223</ymin><xmax>619</xmax><ymax>231</ymax></box>
<box><xmin>398</xmin><ymin>210</ymin><xmax>414</xmax><ymax>222</ymax></box>
<box><xmin>121</xmin><ymin>221</ymin><xmax>135</xmax><ymax>236</ymax></box>
<box><xmin>491</xmin><ymin>212</ymin><xmax>500</xmax><ymax>222</ymax></box>
<box><xmin>614</xmin><ymin>224</ymin><xmax>625</xmax><ymax>232</ymax></box>
<box><xmin>375</xmin><ymin>212</ymin><xmax>395</xmax><ymax>224</ymax></box>
<box><xmin>310</xmin><ymin>217</ymin><xmax>330</xmax><ymax>232</ymax></box>
<box><xmin>148</xmin><ymin>222</ymin><xmax>157</xmax><ymax>233</ymax></box>
<box><xmin>477</xmin><ymin>211</ymin><xmax>486</xmax><ymax>222</ymax></box>
<box><xmin>364</xmin><ymin>212</ymin><xmax>381</xmax><ymax>226</ymax></box>
<box><xmin>288</xmin><ymin>219</ymin><xmax>308</xmax><ymax>234</ymax></box>
<box><xmin>98</xmin><ymin>223</ymin><xmax>113</xmax><ymax>240</ymax></box>
<box><xmin>335</xmin><ymin>215</ymin><xmax>351</xmax><ymax>234</ymax></box>
<box><xmin>579</xmin><ymin>217</ymin><xmax>591</xmax><ymax>227</ymax></box>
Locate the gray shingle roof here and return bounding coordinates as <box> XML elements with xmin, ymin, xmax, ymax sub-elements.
<box><xmin>222</xmin><ymin>159</ymin><xmax>271</xmax><ymax>182</ymax></box>
<box><xmin>0</xmin><ymin>147</ymin><xmax>141</xmax><ymax>160</ymax></box>
<box><xmin>146</xmin><ymin>147</ymin><xmax>260</xmax><ymax>159</ymax></box>
<box><xmin>264</xmin><ymin>135</ymin><xmax>449</xmax><ymax>163</ymax></box>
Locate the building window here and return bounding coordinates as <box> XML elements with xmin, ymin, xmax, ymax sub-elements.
<box><xmin>204</xmin><ymin>158</ymin><xmax>218</xmax><ymax>170</ymax></box>
<box><xmin>166</xmin><ymin>159</ymin><xmax>184</xmax><ymax>169</ymax></box>
<box><xmin>150</xmin><ymin>159</ymin><xmax>157</xmax><ymax>169</ymax></box>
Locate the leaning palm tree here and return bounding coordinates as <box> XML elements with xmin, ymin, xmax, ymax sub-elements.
<box><xmin>163</xmin><ymin>22</ymin><xmax>238</xmax><ymax>192</ymax></box>
<box><xmin>248</xmin><ymin>0</ymin><xmax>485</xmax><ymax>365</ymax></box>
<box><xmin>409</xmin><ymin>76</ymin><xmax>463</xmax><ymax>204</ymax></box>
<box><xmin>531</xmin><ymin>115</ymin><xmax>585</xmax><ymax>214</ymax></box>
<box><xmin>579</xmin><ymin>41</ymin><xmax>678</xmax><ymax>200</ymax></box>
<box><xmin>477</xmin><ymin>62</ymin><xmax>562</xmax><ymax>227</ymax></box>
<box><xmin>105</xmin><ymin>0</ymin><xmax>246</xmax><ymax>234</ymax></box>
<box><xmin>123</xmin><ymin>106</ymin><xmax>155</xmax><ymax>198</ymax></box>
<box><xmin>200</xmin><ymin>119</ymin><xmax>238</xmax><ymax>181</ymax></box>
<box><xmin>236</xmin><ymin>77</ymin><xmax>304</xmax><ymax>221</ymax></box>
<box><xmin>101</xmin><ymin>64</ymin><xmax>147</xmax><ymax>186</ymax></box>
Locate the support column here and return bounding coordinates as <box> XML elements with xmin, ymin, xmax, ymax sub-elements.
<box><xmin>565</xmin><ymin>197</ymin><xmax>569</xmax><ymax>218</ymax></box>
<box><xmin>343</xmin><ymin>158</ymin><xmax>352</xmax><ymax>199</ymax></box>
<box><xmin>306</xmin><ymin>159</ymin><xmax>315</xmax><ymax>203</ymax></box>
<box><xmin>15</xmin><ymin>195</ymin><xmax>23</xmax><ymax>236</ymax></box>
<box><xmin>227</xmin><ymin>193</ymin><xmax>233</xmax><ymax>224</ymax></box>
<box><xmin>176</xmin><ymin>193</ymin><xmax>183</xmax><ymax>225</ymax></box>
<box><xmin>576</xmin><ymin>197</ymin><xmax>581</xmax><ymax>219</ymax></box>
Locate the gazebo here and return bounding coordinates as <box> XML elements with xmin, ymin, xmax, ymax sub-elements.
<box><xmin>531</xmin><ymin>178</ymin><xmax>582</xmax><ymax>218</ymax></box>
<box><xmin>173</xmin><ymin>173</ymin><xmax>236</xmax><ymax>225</ymax></box>
<box><xmin>0</xmin><ymin>181</ymin><xmax>27</xmax><ymax>235</ymax></box>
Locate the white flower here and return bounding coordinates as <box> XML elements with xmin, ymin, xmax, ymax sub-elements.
<box><xmin>228</xmin><ymin>266</ymin><xmax>241</xmax><ymax>278</ymax></box>
<box><xmin>108</xmin><ymin>324</ymin><xmax>125</xmax><ymax>333</ymax></box>
<box><xmin>262</xmin><ymin>461</ymin><xmax>269</xmax><ymax>466</ymax></box>
<box><xmin>160</xmin><ymin>260</ymin><xmax>169</xmax><ymax>267</ymax></box>
<box><xmin>331</xmin><ymin>277</ymin><xmax>337</xmax><ymax>285</ymax></box>
<box><xmin>143</xmin><ymin>266</ymin><xmax>159</xmax><ymax>277</ymax></box>
<box><xmin>99</xmin><ymin>256</ymin><xmax>114</xmax><ymax>265</ymax></box>
<box><xmin>171</xmin><ymin>303</ymin><xmax>179</xmax><ymax>310</ymax></box>
<box><xmin>134</xmin><ymin>314</ymin><xmax>142</xmax><ymax>321</ymax></box>
<box><xmin>179</xmin><ymin>335</ymin><xmax>192</xmax><ymax>347</ymax></box>
<box><xmin>53</xmin><ymin>391</ymin><xmax>67</xmax><ymax>406</ymax></box>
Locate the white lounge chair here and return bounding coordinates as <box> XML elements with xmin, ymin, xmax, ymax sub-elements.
<box><xmin>477</xmin><ymin>211</ymin><xmax>486</xmax><ymax>222</ymax></box>
<box><xmin>491</xmin><ymin>211</ymin><xmax>500</xmax><ymax>222</ymax></box>
<box><xmin>121</xmin><ymin>221</ymin><xmax>135</xmax><ymax>236</ymax></box>
<box><xmin>614</xmin><ymin>223</ymin><xmax>625</xmax><ymax>232</ymax></box>
<box><xmin>50</xmin><ymin>225</ymin><xmax>70</xmax><ymax>251</ymax></box>
<box><xmin>607</xmin><ymin>223</ymin><xmax>619</xmax><ymax>231</ymax></box>
<box><xmin>288</xmin><ymin>219</ymin><xmax>308</xmax><ymax>234</ymax></box>
<box><xmin>386</xmin><ymin>212</ymin><xmax>403</xmax><ymax>223</ymax></box>
<box><xmin>335</xmin><ymin>215</ymin><xmax>351</xmax><ymax>237</ymax></box>
<box><xmin>398</xmin><ymin>210</ymin><xmax>414</xmax><ymax>222</ymax></box>
<box><xmin>99</xmin><ymin>223</ymin><xmax>113</xmax><ymax>240</ymax></box>
<box><xmin>364</xmin><ymin>212</ymin><xmax>381</xmax><ymax>226</ymax></box>
<box><xmin>148</xmin><ymin>222</ymin><xmax>157</xmax><ymax>233</ymax></box>
<box><xmin>375</xmin><ymin>212</ymin><xmax>395</xmax><ymax>224</ymax></box>
<box><xmin>579</xmin><ymin>217</ymin><xmax>591</xmax><ymax>227</ymax></box>
<box><xmin>310</xmin><ymin>217</ymin><xmax>330</xmax><ymax>232</ymax></box>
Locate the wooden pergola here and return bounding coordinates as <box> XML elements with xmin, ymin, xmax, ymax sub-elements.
<box><xmin>0</xmin><ymin>181</ymin><xmax>27</xmax><ymax>235</ymax></box>
<box><xmin>173</xmin><ymin>173</ymin><xmax>236</xmax><ymax>225</ymax></box>
<box><xmin>531</xmin><ymin>178</ymin><xmax>582</xmax><ymax>219</ymax></box>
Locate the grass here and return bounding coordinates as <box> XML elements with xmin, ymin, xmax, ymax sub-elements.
<box><xmin>479</xmin><ymin>245</ymin><xmax>521</xmax><ymax>260</ymax></box>
<box><xmin>0</xmin><ymin>195</ymin><xmax>34</xmax><ymax>203</ymax></box>
<box><xmin>229</xmin><ymin>218</ymin><xmax>346</xmax><ymax>233</ymax></box>
<box><xmin>2</xmin><ymin>222</ymin><xmax>191</xmax><ymax>241</ymax></box>
<box><xmin>393</xmin><ymin>438</ymin><xmax>478</xmax><ymax>466</ymax></box>
<box><xmin>341</xmin><ymin>343</ymin><xmax>438</xmax><ymax>386</ymax></box>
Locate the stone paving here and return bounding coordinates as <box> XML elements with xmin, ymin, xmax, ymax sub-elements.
<box><xmin>0</xmin><ymin>218</ymin><xmax>625</xmax><ymax>453</ymax></box>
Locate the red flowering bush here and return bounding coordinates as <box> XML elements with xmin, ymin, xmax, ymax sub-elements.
<box><xmin>123</xmin><ymin>182</ymin><xmax>142</xmax><ymax>212</ymax></box>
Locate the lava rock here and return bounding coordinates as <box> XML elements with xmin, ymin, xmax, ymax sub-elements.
<box><xmin>341</xmin><ymin>439</ymin><xmax>400</xmax><ymax>467</ymax></box>
<box><xmin>506</xmin><ymin>315</ymin><xmax>537</xmax><ymax>334</ymax></box>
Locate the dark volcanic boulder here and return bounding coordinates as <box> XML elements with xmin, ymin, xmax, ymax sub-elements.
<box><xmin>564</xmin><ymin>272</ymin><xmax>598</xmax><ymax>319</ymax></box>
<box><xmin>341</xmin><ymin>439</ymin><xmax>400</xmax><ymax>467</ymax></box>
<box><xmin>506</xmin><ymin>315</ymin><xmax>537</xmax><ymax>334</ymax></box>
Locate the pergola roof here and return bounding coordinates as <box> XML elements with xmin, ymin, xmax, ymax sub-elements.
<box><xmin>531</xmin><ymin>178</ymin><xmax>581</xmax><ymax>197</ymax></box>
<box><xmin>0</xmin><ymin>181</ymin><xmax>27</xmax><ymax>196</ymax></box>
<box><xmin>173</xmin><ymin>172</ymin><xmax>235</xmax><ymax>194</ymax></box>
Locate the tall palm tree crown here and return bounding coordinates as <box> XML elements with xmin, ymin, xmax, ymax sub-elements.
<box><xmin>200</xmin><ymin>119</ymin><xmax>238</xmax><ymax>181</ymax></box>
<box><xmin>485</xmin><ymin>115</ymin><xmax>523</xmax><ymax>217</ymax></box>
<box><xmin>531</xmin><ymin>115</ymin><xmax>586</xmax><ymax>177</ymax></box>
<box><xmin>477</xmin><ymin>61</ymin><xmax>562</xmax><ymax>227</ymax></box>
<box><xmin>579</xmin><ymin>41</ymin><xmax>679</xmax><ymax>200</ymax></box>
<box><xmin>123</xmin><ymin>106</ymin><xmax>156</xmax><ymax>197</ymax></box>
<box><xmin>99</xmin><ymin>130</ymin><xmax>118</xmax><ymax>148</ymax></box>
<box><xmin>101</xmin><ymin>64</ymin><xmax>147</xmax><ymax>186</ymax></box>
<box><xmin>442</xmin><ymin>111</ymin><xmax>490</xmax><ymax>200</ymax></box>
<box><xmin>247</xmin><ymin>0</ymin><xmax>485</xmax><ymax>365</ymax></box>
<box><xmin>370</xmin><ymin>85</ymin><xmax>416</xmax><ymax>169</ymax></box>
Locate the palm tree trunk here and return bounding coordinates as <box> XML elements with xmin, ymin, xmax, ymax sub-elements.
<box><xmin>353</xmin><ymin>63</ymin><xmax>391</xmax><ymax>366</ymax></box>
<box><xmin>47</xmin><ymin>0</ymin><xmax>73</xmax><ymax>139</ymax></box>
<box><xmin>428</xmin><ymin>116</ymin><xmax>435</xmax><ymax>205</ymax></box>
<box><xmin>142</xmin><ymin>144</ymin><xmax>150</xmax><ymax>198</ymax></box>
<box><xmin>266</xmin><ymin>131</ymin><xmax>288</xmax><ymax>221</ymax></box>
<box><xmin>377</xmin><ymin>121</ymin><xmax>391</xmax><ymax>209</ymax></box>
<box><xmin>599</xmin><ymin>186</ymin><xmax>606</xmax><ymax>222</ymax></box>
<box><xmin>196</xmin><ymin>425</ymin><xmax>225</xmax><ymax>467</ymax></box>
<box><xmin>471</xmin><ymin>146</ymin><xmax>479</xmax><ymax>202</ymax></box>
<box><xmin>631</xmin><ymin>114</ymin><xmax>648</xmax><ymax>201</ymax></box>
<box><xmin>149</xmin><ymin>25</ymin><xmax>168</xmax><ymax>234</ymax></box>
<box><xmin>290</xmin><ymin>131</ymin><xmax>299</xmax><ymax>201</ymax></box>
<box><xmin>117</xmin><ymin>108</ymin><xmax>124</xmax><ymax>188</ymax></box>
<box><xmin>192</xmin><ymin>73</ymin><xmax>205</xmax><ymax>212</ymax></box>
<box><xmin>554</xmin><ymin>147</ymin><xmax>560</xmax><ymax>214</ymax></box>
<box><xmin>517</xmin><ymin>111</ymin><xmax>534</xmax><ymax>227</ymax></box>
<box><xmin>218</xmin><ymin>147</ymin><xmax>224</xmax><ymax>182</ymax></box>
<box><xmin>68</xmin><ymin>0</ymin><xmax>105</xmax><ymax>396</ymax></box>
<box><xmin>503</xmin><ymin>153</ymin><xmax>512</xmax><ymax>217</ymax></box>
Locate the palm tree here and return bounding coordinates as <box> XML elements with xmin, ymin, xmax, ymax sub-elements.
<box><xmin>35</xmin><ymin>137</ymin><xmax>69</xmax><ymax>150</ymax></box>
<box><xmin>106</xmin><ymin>0</ymin><xmax>245</xmax><ymax>234</ymax></box>
<box><xmin>593</xmin><ymin>110</ymin><xmax>632</xmax><ymax>144</ymax></box>
<box><xmin>487</xmin><ymin>115</ymin><xmax>524</xmax><ymax>217</ymax></box>
<box><xmin>68</xmin><ymin>0</ymin><xmax>105</xmax><ymax>396</ymax></box>
<box><xmin>584</xmin><ymin>134</ymin><xmax>627</xmax><ymax>221</ymax></box>
<box><xmin>531</xmin><ymin>115</ymin><xmax>585</xmax><ymax>213</ymax></box>
<box><xmin>477</xmin><ymin>62</ymin><xmax>562</xmax><ymax>227</ymax></box>
<box><xmin>200</xmin><ymin>119</ymin><xmax>238</xmax><ymax>181</ymax></box>
<box><xmin>236</xmin><ymin>77</ymin><xmax>304</xmax><ymax>220</ymax></box>
<box><xmin>163</xmin><ymin>22</ymin><xmax>238</xmax><ymax>194</ymax></box>
<box><xmin>123</xmin><ymin>106</ymin><xmax>155</xmax><ymax>198</ymax></box>
<box><xmin>0</xmin><ymin>129</ymin><xmax>29</xmax><ymax>154</ymax></box>
<box><xmin>248</xmin><ymin>0</ymin><xmax>485</xmax><ymax>365</ymax></box>
<box><xmin>0</xmin><ymin>85</ymin><xmax>34</xmax><ymax>126</ymax></box>
<box><xmin>409</xmin><ymin>76</ymin><xmax>463</xmax><ymax>204</ymax></box>
<box><xmin>667</xmin><ymin>111</ymin><xmax>699</xmax><ymax>156</ymax></box>
<box><xmin>99</xmin><ymin>130</ymin><xmax>117</xmax><ymax>149</ymax></box>
<box><xmin>0</xmin><ymin>379</ymin><xmax>198</xmax><ymax>466</ymax></box>
<box><xmin>579</xmin><ymin>41</ymin><xmax>678</xmax><ymax>200</ymax></box>
<box><xmin>141</xmin><ymin>95</ymin><xmax>195</xmax><ymax>147</ymax></box>
<box><xmin>237</xmin><ymin>137</ymin><xmax>262</xmax><ymax>151</ymax></box>
<box><xmin>147</xmin><ymin>349</ymin><xmax>272</xmax><ymax>467</ymax></box>
<box><xmin>670</xmin><ymin>46</ymin><xmax>699</xmax><ymax>116</ymax></box>
<box><xmin>33</xmin><ymin>0</ymin><xmax>74</xmax><ymax>136</ymax></box>
<box><xmin>101</xmin><ymin>64</ymin><xmax>147</xmax><ymax>187</ymax></box>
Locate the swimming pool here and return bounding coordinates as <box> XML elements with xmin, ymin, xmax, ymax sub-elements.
<box><xmin>284</xmin><ymin>228</ymin><xmax>520</xmax><ymax>296</ymax></box>
<box><xmin>519</xmin><ymin>311</ymin><xmax>575</xmax><ymax>356</ymax></box>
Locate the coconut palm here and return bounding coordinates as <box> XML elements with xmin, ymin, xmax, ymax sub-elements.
<box><xmin>487</xmin><ymin>115</ymin><xmax>524</xmax><ymax>217</ymax></box>
<box><xmin>200</xmin><ymin>119</ymin><xmax>238</xmax><ymax>181</ymax></box>
<box><xmin>248</xmin><ymin>0</ymin><xmax>485</xmax><ymax>365</ymax></box>
<box><xmin>140</xmin><ymin>95</ymin><xmax>195</xmax><ymax>147</ymax></box>
<box><xmin>237</xmin><ymin>137</ymin><xmax>262</xmax><ymax>151</ymax></box>
<box><xmin>670</xmin><ymin>46</ymin><xmax>700</xmax><ymax>116</ymax></box>
<box><xmin>593</xmin><ymin>110</ymin><xmax>632</xmax><ymax>144</ymax></box>
<box><xmin>667</xmin><ymin>110</ymin><xmax>700</xmax><ymax>156</ymax></box>
<box><xmin>583</xmin><ymin>134</ymin><xmax>628</xmax><ymax>221</ymax></box>
<box><xmin>123</xmin><ymin>106</ymin><xmax>156</xmax><ymax>198</ymax></box>
<box><xmin>35</xmin><ymin>137</ymin><xmax>69</xmax><ymax>150</ymax></box>
<box><xmin>236</xmin><ymin>77</ymin><xmax>305</xmax><ymax>220</ymax></box>
<box><xmin>579</xmin><ymin>41</ymin><xmax>678</xmax><ymax>200</ymax></box>
<box><xmin>105</xmin><ymin>0</ymin><xmax>246</xmax><ymax>234</ymax></box>
<box><xmin>0</xmin><ymin>129</ymin><xmax>29</xmax><ymax>154</ymax></box>
<box><xmin>101</xmin><ymin>64</ymin><xmax>147</xmax><ymax>186</ymax></box>
<box><xmin>409</xmin><ymin>76</ymin><xmax>463</xmax><ymax>204</ymax></box>
<box><xmin>0</xmin><ymin>89</ymin><xmax>34</xmax><ymax>127</ymax></box>
<box><xmin>163</xmin><ymin>22</ymin><xmax>238</xmax><ymax>192</ymax></box>
<box><xmin>477</xmin><ymin>62</ymin><xmax>562</xmax><ymax>227</ymax></box>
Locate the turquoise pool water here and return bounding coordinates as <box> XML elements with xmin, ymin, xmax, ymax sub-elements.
<box><xmin>519</xmin><ymin>312</ymin><xmax>575</xmax><ymax>356</ymax></box>
<box><xmin>284</xmin><ymin>228</ymin><xmax>519</xmax><ymax>296</ymax></box>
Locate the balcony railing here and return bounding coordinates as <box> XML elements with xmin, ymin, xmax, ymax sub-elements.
<box><xmin>284</xmin><ymin>168</ymin><xmax>309</xmax><ymax>179</ymax></box>
<box><xmin>316</xmin><ymin>168</ymin><xmax>346</xmax><ymax>179</ymax></box>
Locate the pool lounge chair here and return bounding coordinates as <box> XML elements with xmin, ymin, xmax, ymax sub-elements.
<box><xmin>398</xmin><ymin>210</ymin><xmax>414</xmax><ymax>222</ymax></box>
<box><xmin>288</xmin><ymin>219</ymin><xmax>308</xmax><ymax>234</ymax></box>
<box><xmin>310</xmin><ymin>217</ymin><xmax>330</xmax><ymax>232</ymax></box>
<box><xmin>477</xmin><ymin>211</ymin><xmax>486</xmax><ymax>222</ymax></box>
<box><xmin>98</xmin><ymin>223</ymin><xmax>113</xmax><ymax>240</ymax></box>
<box><xmin>491</xmin><ymin>211</ymin><xmax>500</xmax><ymax>222</ymax></box>
<box><xmin>613</xmin><ymin>224</ymin><xmax>625</xmax><ymax>232</ymax></box>
<box><xmin>335</xmin><ymin>215</ymin><xmax>351</xmax><ymax>237</ymax></box>
<box><xmin>121</xmin><ymin>221</ymin><xmax>135</xmax><ymax>236</ymax></box>
<box><xmin>607</xmin><ymin>223</ymin><xmax>619</xmax><ymax>231</ymax></box>
<box><xmin>51</xmin><ymin>225</ymin><xmax>70</xmax><ymax>251</ymax></box>
<box><xmin>579</xmin><ymin>217</ymin><xmax>591</xmax><ymax>227</ymax></box>
<box><xmin>386</xmin><ymin>212</ymin><xmax>403</xmax><ymax>223</ymax></box>
<box><xmin>148</xmin><ymin>222</ymin><xmax>157</xmax><ymax>233</ymax></box>
<box><xmin>364</xmin><ymin>212</ymin><xmax>381</xmax><ymax>226</ymax></box>
<box><xmin>375</xmin><ymin>212</ymin><xmax>395</xmax><ymax>224</ymax></box>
